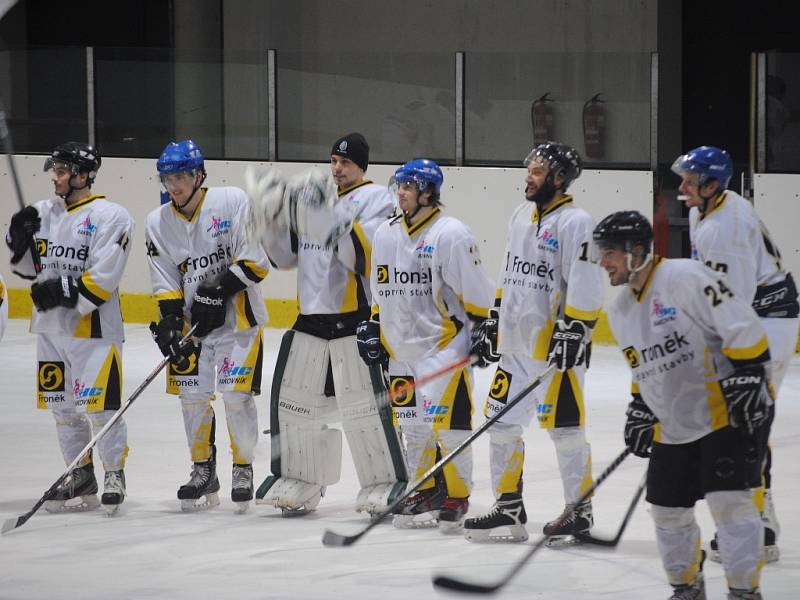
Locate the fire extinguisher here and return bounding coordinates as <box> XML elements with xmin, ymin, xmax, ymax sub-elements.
<box><xmin>531</xmin><ymin>92</ymin><xmax>554</xmax><ymax>145</ymax></box>
<box><xmin>582</xmin><ymin>93</ymin><xmax>606</xmax><ymax>159</ymax></box>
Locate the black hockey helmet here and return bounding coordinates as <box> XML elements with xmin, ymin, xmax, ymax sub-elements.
<box><xmin>593</xmin><ymin>210</ymin><xmax>653</xmax><ymax>253</ymax></box>
<box><xmin>44</xmin><ymin>142</ymin><xmax>101</xmax><ymax>185</ymax></box>
<box><xmin>524</xmin><ymin>142</ymin><xmax>582</xmax><ymax>190</ymax></box>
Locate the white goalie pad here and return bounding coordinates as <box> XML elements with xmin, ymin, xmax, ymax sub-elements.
<box><xmin>329</xmin><ymin>336</ymin><xmax>408</xmax><ymax>514</ymax></box>
<box><xmin>244</xmin><ymin>165</ymin><xmax>362</xmax><ymax>249</ymax></box>
<box><xmin>258</xmin><ymin>331</ymin><xmax>342</xmax><ymax>512</ymax></box>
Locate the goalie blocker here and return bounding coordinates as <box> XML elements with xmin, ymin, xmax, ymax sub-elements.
<box><xmin>256</xmin><ymin>330</ymin><xmax>407</xmax><ymax>515</ymax></box>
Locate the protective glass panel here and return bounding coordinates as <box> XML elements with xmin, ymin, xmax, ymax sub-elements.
<box><xmin>766</xmin><ymin>52</ymin><xmax>800</xmax><ymax>173</ymax></box>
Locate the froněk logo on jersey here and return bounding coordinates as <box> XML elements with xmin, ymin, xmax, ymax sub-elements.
<box><xmin>651</xmin><ymin>298</ymin><xmax>678</xmax><ymax>326</ymax></box>
<box><xmin>537</xmin><ymin>228</ymin><xmax>559</xmax><ymax>252</ymax></box>
<box><xmin>206</xmin><ymin>216</ymin><xmax>232</xmax><ymax>238</ymax></box>
<box><xmin>76</xmin><ymin>215</ymin><xmax>97</xmax><ymax>236</ymax></box>
<box><xmin>219</xmin><ymin>357</ymin><xmax>253</xmax><ymax>385</ymax></box>
<box><xmin>415</xmin><ymin>238</ymin><xmax>435</xmax><ymax>259</ymax></box>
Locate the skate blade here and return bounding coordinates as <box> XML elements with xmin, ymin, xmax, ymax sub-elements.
<box><xmin>181</xmin><ymin>492</ymin><xmax>220</xmax><ymax>513</ymax></box>
<box><xmin>392</xmin><ymin>511</ymin><xmax>440</xmax><ymax>530</ymax></box>
<box><xmin>764</xmin><ymin>545</ymin><xmax>779</xmax><ymax>563</ymax></box>
<box><xmin>438</xmin><ymin>519</ymin><xmax>466</xmax><ymax>535</ymax></box>
<box><xmin>44</xmin><ymin>494</ymin><xmax>100</xmax><ymax>514</ymax></box>
<box><xmin>464</xmin><ymin>525</ymin><xmax>529</xmax><ymax>543</ymax></box>
<box><xmin>234</xmin><ymin>501</ymin><xmax>251</xmax><ymax>514</ymax></box>
<box><xmin>545</xmin><ymin>534</ymin><xmax>584</xmax><ymax>548</ymax></box>
<box><xmin>103</xmin><ymin>503</ymin><xmax>123</xmax><ymax>517</ymax></box>
<box><xmin>279</xmin><ymin>506</ymin><xmax>315</xmax><ymax>517</ymax></box>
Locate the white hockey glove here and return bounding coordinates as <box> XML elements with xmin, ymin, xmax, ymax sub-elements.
<box><xmin>244</xmin><ymin>165</ymin><xmax>289</xmax><ymax>245</ymax></box>
<box><xmin>548</xmin><ymin>319</ymin><xmax>589</xmax><ymax>371</ymax></box>
<box><xmin>287</xmin><ymin>169</ymin><xmax>360</xmax><ymax>248</ymax></box>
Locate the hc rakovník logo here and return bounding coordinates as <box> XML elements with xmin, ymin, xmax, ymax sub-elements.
<box><xmin>538</xmin><ymin>229</ymin><xmax>559</xmax><ymax>251</ymax></box>
<box><xmin>220</xmin><ymin>357</ymin><xmax>252</xmax><ymax>378</ymax></box>
<box><xmin>207</xmin><ymin>216</ymin><xmax>232</xmax><ymax>237</ymax></box>
<box><xmin>76</xmin><ymin>216</ymin><xmax>97</xmax><ymax>236</ymax></box>
<box><xmin>73</xmin><ymin>379</ymin><xmax>104</xmax><ymax>403</ymax></box>
<box><xmin>652</xmin><ymin>299</ymin><xmax>677</xmax><ymax>325</ymax></box>
<box><xmin>415</xmin><ymin>238</ymin><xmax>435</xmax><ymax>257</ymax></box>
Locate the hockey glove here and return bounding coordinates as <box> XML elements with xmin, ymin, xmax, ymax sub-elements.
<box><xmin>548</xmin><ymin>319</ymin><xmax>589</xmax><ymax>371</ymax></box>
<box><xmin>470</xmin><ymin>314</ymin><xmax>500</xmax><ymax>368</ymax></box>
<box><xmin>7</xmin><ymin>205</ymin><xmax>41</xmax><ymax>264</ymax></box>
<box><xmin>30</xmin><ymin>276</ymin><xmax>78</xmax><ymax>312</ymax></box>
<box><xmin>624</xmin><ymin>393</ymin><xmax>657</xmax><ymax>458</ymax></box>
<box><xmin>721</xmin><ymin>365</ymin><xmax>772</xmax><ymax>436</ymax></box>
<box><xmin>356</xmin><ymin>319</ymin><xmax>386</xmax><ymax>366</ymax></box>
<box><xmin>190</xmin><ymin>282</ymin><xmax>227</xmax><ymax>338</ymax></box>
<box><xmin>150</xmin><ymin>313</ymin><xmax>196</xmax><ymax>371</ymax></box>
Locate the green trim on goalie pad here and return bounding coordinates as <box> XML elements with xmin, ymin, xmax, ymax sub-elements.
<box><xmin>255</xmin><ymin>474</ymin><xmax>279</xmax><ymax>500</ymax></box>
<box><xmin>269</xmin><ymin>329</ymin><xmax>295</xmax><ymax>476</ymax></box>
<box><xmin>387</xmin><ymin>480</ymin><xmax>409</xmax><ymax>506</ymax></box>
<box><xmin>369</xmin><ymin>363</ymin><xmax>409</xmax><ymax>482</ymax></box>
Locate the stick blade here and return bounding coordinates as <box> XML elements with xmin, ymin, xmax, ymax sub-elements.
<box><xmin>1</xmin><ymin>516</ymin><xmax>21</xmax><ymax>535</ymax></box>
<box><xmin>432</xmin><ymin>575</ymin><xmax>502</xmax><ymax>595</ymax></box>
<box><xmin>321</xmin><ymin>528</ymin><xmax>358</xmax><ymax>547</ymax></box>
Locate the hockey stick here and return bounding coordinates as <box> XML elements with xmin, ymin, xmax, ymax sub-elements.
<box><xmin>431</xmin><ymin>446</ymin><xmax>632</xmax><ymax>594</ymax></box>
<box><xmin>1</xmin><ymin>326</ymin><xmax>197</xmax><ymax>535</ymax></box>
<box><xmin>0</xmin><ymin>99</ymin><xmax>41</xmax><ymax>274</ymax></box>
<box><xmin>322</xmin><ymin>363</ymin><xmax>558</xmax><ymax>547</ymax></box>
<box><xmin>574</xmin><ymin>470</ymin><xmax>646</xmax><ymax>547</ymax></box>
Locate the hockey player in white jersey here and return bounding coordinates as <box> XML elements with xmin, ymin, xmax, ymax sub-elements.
<box><xmin>6</xmin><ymin>142</ymin><xmax>134</xmax><ymax>515</ymax></box>
<box><xmin>463</xmin><ymin>142</ymin><xmax>603</xmax><ymax>543</ymax></box>
<box><xmin>357</xmin><ymin>158</ymin><xmax>495</xmax><ymax>532</ymax></box>
<box><xmin>255</xmin><ymin>133</ymin><xmax>407</xmax><ymax>516</ymax></box>
<box><xmin>595</xmin><ymin>210</ymin><xmax>772</xmax><ymax>600</ymax></box>
<box><xmin>673</xmin><ymin>145</ymin><xmax>798</xmax><ymax>563</ymax></box>
<box><xmin>145</xmin><ymin>140</ymin><xmax>269</xmax><ymax>512</ymax></box>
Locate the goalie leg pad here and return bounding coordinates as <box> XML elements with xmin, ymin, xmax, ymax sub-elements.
<box><xmin>257</xmin><ymin>331</ymin><xmax>342</xmax><ymax>513</ymax></box>
<box><xmin>329</xmin><ymin>336</ymin><xmax>407</xmax><ymax>514</ymax></box>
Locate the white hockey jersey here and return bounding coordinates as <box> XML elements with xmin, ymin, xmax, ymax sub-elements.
<box><xmin>145</xmin><ymin>187</ymin><xmax>269</xmax><ymax>330</ymax></box>
<box><xmin>689</xmin><ymin>190</ymin><xmax>797</xmax><ymax>317</ymax></box>
<box><xmin>10</xmin><ymin>194</ymin><xmax>134</xmax><ymax>342</ymax></box>
<box><xmin>607</xmin><ymin>257</ymin><xmax>770</xmax><ymax>444</ymax></box>
<box><xmin>496</xmin><ymin>196</ymin><xmax>604</xmax><ymax>358</ymax></box>
<box><xmin>261</xmin><ymin>180</ymin><xmax>393</xmax><ymax>315</ymax></box>
<box><xmin>370</xmin><ymin>208</ymin><xmax>495</xmax><ymax>362</ymax></box>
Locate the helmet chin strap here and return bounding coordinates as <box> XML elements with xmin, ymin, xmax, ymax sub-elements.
<box><xmin>403</xmin><ymin>187</ymin><xmax>430</xmax><ymax>221</ymax></box>
<box><xmin>171</xmin><ymin>171</ymin><xmax>207</xmax><ymax>210</ymax></box>
<box><xmin>626</xmin><ymin>250</ymin><xmax>652</xmax><ymax>283</ymax></box>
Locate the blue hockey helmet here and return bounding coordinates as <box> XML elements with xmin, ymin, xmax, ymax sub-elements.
<box><xmin>671</xmin><ymin>146</ymin><xmax>733</xmax><ymax>190</ymax></box>
<box><xmin>157</xmin><ymin>140</ymin><xmax>205</xmax><ymax>176</ymax></box>
<box><xmin>391</xmin><ymin>158</ymin><xmax>444</xmax><ymax>194</ymax></box>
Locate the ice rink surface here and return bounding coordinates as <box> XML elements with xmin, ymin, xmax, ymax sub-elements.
<box><xmin>1</xmin><ymin>320</ymin><xmax>798</xmax><ymax>599</ymax></box>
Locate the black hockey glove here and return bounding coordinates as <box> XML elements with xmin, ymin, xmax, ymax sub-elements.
<box><xmin>7</xmin><ymin>205</ymin><xmax>41</xmax><ymax>264</ymax></box>
<box><xmin>548</xmin><ymin>319</ymin><xmax>589</xmax><ymax>371</ymax></box>
<box><xmin>356</xmin><ymin>319</ymin><xmax>386</xmax><ymax>366</ymax></box>
<box><xmin>190</xmin><ymin>282</ymin><xmax>227</xmax><ymax>338</ymax></box>
<box><xmin>721</xmin><ymin>365</ymin><xmax>772</xmax><ymax>436</ymax></box>
<box><xmin>470</xmin><ymin>314</ymin><xmax>500</xmax><ymax>368</ymax></box>
<box><xmin>624</xmin><ymin>393</ymin><xmax>657</xmax><ymax>458</ymax></box>
<box><xmin>150</xmin><ymin>313</ymin><xmax>196</xmax><ymax>370</ymax></box>
<box><xmin>30</xmin><ymin>276</ymin><xmax>78</xmax><ymax>312</ymax></box>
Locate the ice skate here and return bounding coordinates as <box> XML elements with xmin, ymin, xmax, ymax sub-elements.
<box><xmin>178</xmin><ymin>456</ymin><xmax>220</xmax><ymax>512</ymax></box>
<box><xmin>231</xmin><ymin>463</ymin><xmax>253</xmax><ymax>514</ymax></box>
<box><xmin>667</xmin><ymin>550</ymin><xmax>706</xmax><ymax>600</ymax></box>
<box><xmin>463</xmin><ymin>493</ymin><xmax>528</xmax><ymax>542</ymax></box>
<box><xmin>101</xmin><ymin>470</ymin><xmax>126</xmax><ymax>516</ymax></box>
<box><xmin>727</xmin><ymin>589</ymin><xmax>762</xmax><ymax>599</ymax></box>
<box><xmin>45</xmin><ymin>463</ymin><xmax>100</xmax><ymax>513</ymax></box>
<box><xmin>438</xmin><ymin>497</ymin><xmax>469</xmax><ymax>534</ymax></box>
<box><xmin>392</xmin><ymin>484</ymin><xmax>445</xmax><ymax>529</ymax></box>
<box><xmin>543</xmin><ymin>500</ymin><xmax>593</xmax><ymax>547</ymax></box>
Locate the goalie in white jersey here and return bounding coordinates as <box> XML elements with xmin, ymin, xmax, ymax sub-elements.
<box><xmin>145</xmin><ymin>140</ymin><xmax>269</xmax><ymax>513</ymax></box>
<box><xmin>596</xmin><ymin>210</ymin><xmax>772</xmax><ymax>600</ymax></box>
<box><xmin>6</xmin><ymin>142</ymin><xmax>134</xmax><ymax>515</ymax></box>
<box><xmin>673</xmin><ymin>145</ymin><xmax>798</xmax><ymax>563</ymax></box>
<box><xmin>464</xmin><ymin>143</ymin><xmax>603</xmax><ymax>544</ymax></box>
<box><xmin>357</xmin><ymin>158</ymin><xmax>495</xmax><ymax>532</ymax></box>
<box><xmin>253</xmin><ymin>133</ymin><xmax>407</xmax><ymax>516</ymax></box>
